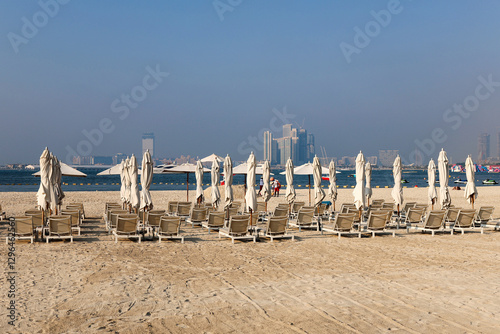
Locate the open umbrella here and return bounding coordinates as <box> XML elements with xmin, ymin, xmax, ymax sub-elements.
<box><xmin>285</xmin><ymin>158</ymin><xmax>296</xmax><ymax>205</ymax></box>
<box><xmin>129</xmin><ymin>155</ymin><xmax>140</xmax><ymax>211</ymax></box>
<box><xmin>428</xmin><ymin>159</ymin><xmax>437</xmax><ymax>209</ymax></box>
<box><xmin>195</xmin><ymin>160</ymin><xmax>204</xmax><ymax>205</ymax></box>
<box><xmin>464</xmin><ymin>155</ymin><xmax>477</xmax><ymax>208</ymax></box>
<box><xmin>391</xmin><ymin>155</ymin><xmax>403</xmax><ymax>215</ymax></box>
<box><xmin>162</xmin><ymin>163</ymin><xmax>210</xmax><ymax>201</ymax></box>
<box><xmin>211</xmin><ymin>158</ymin><xmax>221</xmax><ymax>209</ymax></box>
<box><xmin>365</xmin><ymin>161</ymin><xmax>372</xmax><ymax>206</ymax></box>
<box><xmin>281</xmin><ymin>162</ymin><xmax>328</xmax><ymax>206</ymax></box>
<box><xmin>223</xmin><ymin>154</ymin><xmax>233</xmax><ymax>211</ymax></box>
<box><xmin>245</xmin><ymin>152</ymin><xmax>257</xmax><ymax>222</ymax></box>
<box><xmin>438</xmin><ymin>149</ymin><xmax>451</xmax><ymax>210</ymax></box>
<box><xmin>119</xmin><ymin>160</ymin><xmax>127</xmax><ymax>207</ymax></box>
<box><xmin>353</xmin><ymin>152</ymin><xmax>366</xmax><ymax>213</ymax></box>
<box><xmin>140</xmin><ymin>150</ymin><xmax>153</xmax><ymax>211</ymax></box>
<box><xmin>37</xmin><ymin>148</ymin><xmax>52</xmax><ymax>212</ymax></box>
<box><xmin>328</xmin><ymin>160</ymin><xmax>337</xmax><ymax>211</ymax></box>
<box><xmin>34</xmin><ymin>162</ymin><xmax>87</xmax><ymax>177</ymax></box>
<box><xmin>313</xmin><ymin>156</ymin><xmax>325</xmax><ymax>208</ymax></box>
<box><xmin>262</xmin><ymin>160</ymin><xmax>272</xmax><ymax>211</ymax></box>
<box><xmin>200</xmin><ymin>153</ymin><xmax>223</xmax><ymax>163</ymax></box>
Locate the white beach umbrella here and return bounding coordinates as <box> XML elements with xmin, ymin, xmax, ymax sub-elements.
<box><xmin>245</xmin><ymin>152</ymin><xmax>257</xmax><ymax>213</ymax></box>
<box><xmin>195</xmin><ymin>160</ymin><xmax>204</xmax><ymax>205</ymax></box>
<box><xmin>438</xmin><ymin>149</ymin><xmax>451</xmax><ymax>210</ymax></box>
<box><xmin>200</xmin><ymin>153</ymin><xmax>223</xmax><ymax>163</ymax></box>
<box><xmin>223</xmin><ymin>154</ymin><xmax>233</xmax><ymax>210</ymax></box>
<box><xmin>52</xmin><ymin>155</ymin><xmax>64</xmax><ymax>213</ymax></box>
<box><xmin>211</xmin><ymin>159</ymin><xmax>221</xmax><ymax>209</ymax></box>
<box><xmin>48</xmin><ymin>153</ymin><xmax>58</xmax><ymax>213</ymax></box>
<box><xmin>129</xmin><ymin>155</ymin><xmax>140</xmax><ymax>210</ymax></box>
<box><xmin>233</xmin><ymin>163</ymin><xmax>269</xmax><ymax>175</ymax></box>
<box><xmin>352</xmin><ymin>152</ymin><xmax>366</xmax><ymax>210</ymax></box>
<box><xmin>123</xmin><ymin>157</ymin><xmax>131</xmax><ymax>205</ymax></box>
<box><xmin>140</xmin><ymin>150</ymin><xmax>153</xmax><ymax>210</ymax></box>
<box><xmin>36</xmin><ymin>148</ymin><xmax>52</xmax><ymax>211</ymax></box>
<box><xmin>119</xmin><ymin>160</ymin><xmax>127</xmax><ymax>205</ymax></box>
<box><xmin>34</xmin><ymin>162</ymin><xmax>87</xmax><ymax>177</ymax></box>
<box><xmin>365</xmin><ymin>162</ymin><xmax>372</xmax><ymax>205</ymax></box>
<box><xmin>464</xmin><ymin>155</ymin><xmax>477</xmax><ymax>208</ymax></box>
<box><xmin>281</xmin><ymin>162</ymin><xmax>328</xmax><ymax>206</ymax></box>
<box><xmin>162</xmin><ymin>163</ymin><xmax>210</xmax><ymax>201</ymax></box>
<box><xmin>285</xmin><ymin>158</ymin><xmax>295</xmax><ymax>204</ymax></box>
<box><xmin>427</xmin><ymin>159</ymin><xmax>437</xmax><ymax>208</ymax></box>
<box><xmin>391</xmin><ymin>155</ymin><xmax>403</xmax><ymax>212</ymax></box>
<box><xmin>262</xmin><ymin>160</ymin><xmax>272</xmax><ymax>204</ymax></box>
<box><xmin>328</xmin><ymin>160</ymin><xmax>337</xmax><ymax>211</ymax></box>
<box><xmin>313</xmin><ymin>156</ymin><xmax>325</xmax><ymax>207</ymax></box>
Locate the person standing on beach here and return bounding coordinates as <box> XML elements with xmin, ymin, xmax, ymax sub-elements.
<box><xmin>258</xmin><ymin>177</ymin><xmax>263</xmax><ymax>195</ymax></box>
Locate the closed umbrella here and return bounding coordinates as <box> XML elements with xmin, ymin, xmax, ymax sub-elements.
<box><xmin>140</xmin><ymin>150</ymin><xmax>153</xmax><ymax>211</ymax></box>
<box><xmin>129</xmin><ymin>155</ymin><xmax>140</xmax><ymax>212</ymax></box>
<box><xmin>285</xmin><ymin>158</ymin><xmax>295</xmax><ymax>205</ymax></box>
<box><xmin>37</xmin><ymin>148</ymin><xmax>52</xmax><ymax>212</ymax></box>
<box><xmin>427</xmin><ymin>159</ymin><xmax>437</xmax><ymax>209</ymax></box>
<box><xmin>245</xmin><ymin>152</ymin><xmax>257</xmax><ymax>223</ymax></box>
<box><xmin>281</xmin><ymin>162</ymin><xmax>328</xmax><ymax>205</ymax></box>
<box><xmin>353</xmin><ymin>152</ymin><xmax>366</xmax><ymax>215</ymax></box>
<box><xmin>438</xmin><ymin>149</ymin><xmax>451</xmax><ymax>210</ymax></box>
<box><xmin>223</xmin><ymin>154</ymin><xmax>233</xmax><ymax>211</ymax></box>
<box><xmin>365</xmin><ymin>162</ymin><xmax>372</xmax><ymax>206</ymax></box>
<box><xmin>328</xmin><ymin>160</ymin><xmax>337</xmax><ymax>211</ymax></box>
<box><xmin>313</xmin><ymin>155</ymin><xmax>325</xmax><ymax>208</ymax></box>
<box><xmin>161</xmin><ymin>163</ymin><xmax>210</xmax><ymax>201</ymax></box>
<box><xmin>195</xmin><ymin>160</ymin><xmax>204</xmax><ymax>206</ymax></box>
<box><xmin>119</xmin><ymin>160</ymin><xmax>127</xmax><ymax>208</ymax></box>
<box><xmin>211</xmin><ymin>158</ymin><xmax>221</xmax><ymax>210</ymax></box>
<box><xmin>262</xmin><ymin>160</ymin><xmax>272</xmax><ymax>211</ymax></box>
<box><xmin>391</xmin><ymin>155</ymin><xmax>403</xmax><ymax>215</ymax></box>
<box><xmin>464</xmin><ymin>155</ymin><xmax>477</xmax><ymax>209</ymax></box>
<box><xmin>52</xmin><ymin>156</ymin><xmax>64</xmax><ymax>214</ymax></box>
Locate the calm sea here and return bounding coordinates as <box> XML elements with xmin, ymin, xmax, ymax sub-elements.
<box><xmin>0</xmin><ymin>168</ymin><xmax>498</xmax><ymax>192</ymax></box>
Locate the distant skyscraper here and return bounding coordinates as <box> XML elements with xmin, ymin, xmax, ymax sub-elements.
<box><xmin>142</xmin><ymin>133</ymin><xmax>155</xmax><ymax>157</ymax></box>
<box><xmin>263</xmin><ymin>131</ymin><xmax>272</xmax><ymax>161</ymax></box>
<box><xmin>478</xmin><ymin>132</ymin><xmax>490</xmax><ymax>162</ymax></box>
<box><xmin>379</xmin><ymin>150</ymin><xmax>399</xmax><ymax>167</ymax></box>
<box><xmin>283</xmin><ymin>124</ymin><xmax>292</xmax><ymax>138</ymax></box>
<box><xmin>298</xmin><ymin>128</ymin><xmax>307</xmax><ymax>164</ymax></box>
<box><xmin>113</xmin><ymin>153</ymin><xmax>127</xmax><ymax>165</ymax></box>
<box><xmin>307</xmin><ymin>133</ymin><xmax>315</xmax><ymax>161</ymax></box>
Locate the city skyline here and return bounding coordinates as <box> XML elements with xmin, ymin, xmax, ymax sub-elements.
<box><xmin>1</xmin><ymin>2</ymin><xmax>500</xmax><ymax>165</ymax></box>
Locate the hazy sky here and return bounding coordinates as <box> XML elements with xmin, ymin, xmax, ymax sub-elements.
<box><xmin>2</xmin><ymin>0</ymin><xmax>500</xmax><ymax>165</ymax></box>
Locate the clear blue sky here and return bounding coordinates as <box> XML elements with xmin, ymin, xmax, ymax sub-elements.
<box><xmin>2</xmin><ymin>0</ymin><xmax>500</xmax><ymax>164</ymax></box>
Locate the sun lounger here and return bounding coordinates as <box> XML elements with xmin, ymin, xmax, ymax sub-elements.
<box><xmin>451</xmin><ymin>209</ymin><xmax>483</xmax><ymax>235</ymax></box>
<box><xmin>371</xmin><ymin>199</ymin><xmax>385</xmax><ymax>206</ymax></box>
<box><xmin>273</xmin><ymin>206</ymin><xmax>288</xmax><ymax>217</ymax></box>
<box><xmin>322</xmin><ymin>213</ymin><xmax>359</xmax><ymax>239</ymax></box>
<box><xmin>444</xmin><ymin>207</ymin><xmax>462</xmax><ymax>227</ymax></box>
<box><xmin>407</xmin><ymin>210</ymin><xmax>448</xmax><ymax>236</ymax></box>
<box><xmin>176</xmin><ymin>202</ymin><xmax>192</xmax><ymax>219</ymax></box>
<box><xmin>45</xmin><ymin>215</ymin><xmax>73</xmax><ymax>243</ymax></box>
<box><xmin>6</xmin><ymin>216</ymin><xmax>34</xmax><ymax>244</ymax></box>
<box><xmin>158</xmin><ymin>216</ymin><xmax>184</xmax><ymax>243</ymax></box>
<box><xmin>474</xmin><ymin>206</ymin><xmax>495</xmax><ymax>228</ymax></box>
<box><xmin>185</xmin><ymin>207</ymin><xmax>208</xmax><ymax>227</ymax></box>
<box><xmin>168</xmin><ymin>201</ymin><xmax>179</xmax><ymax>215</ymax></box>
<box><xmin>67</xmin><ymin>203</ymin><xmax>85</xmax><ymax>219</ymax></box>
<box><xmin>219</xmin><ymin>215</ymin><xmax>256</xmax><ymax>243</ymax></box>
<box><xmin>202</xmin><ymin>212</ymin><xmax>226</xmax><ymax>233</ymax></box>
<box><xmin>107</xmin><ymin>209</ymin><xmax>129</xmax><ymax>232</ymax></box>
<box><xmin>291</xmin><ymin>201</ymin><xmax>305</xmax><ymax>218</ymax></box>
<box><xmin>361</xmin><ymin>211</ymin><xmax>395</xmax><ymax>237</ymax></box>
<box><xmin>402</xmin><ymin>207</ymin><xmax>425</xmax><ymax>229</ymax></box>
<box><xmin>61</xmin><ymin>209</ymin><xmax>81</xmax><ymax>235</ymax></box>
<box><xmin>113</xmin><ymin>214</ymin><xmax>141</xmax><ymax>243</ymax></box>
<box><xmin>146</xmin><ymin>211</ymin><xmax>165</xmax><ymax>235</ymax></box>
<box><xmin>261</xmin><ymin>216</ymin><xmax>294</xmax><ymax>242</ymax></box>
<box><xmin>25</xmin><ymin>210</ymin><xmax>44</xmax><ymax>238</ymax></box>
<box><xmin>288</xmin><ymin>209</ymin><xmax>318</xmax><ymax>232</ymax></box>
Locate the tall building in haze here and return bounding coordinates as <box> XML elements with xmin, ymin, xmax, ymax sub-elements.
<box><xmin>379</xmin><ymin>150</ymin><xmax>399</xmax><ymax>167</ymax></box>
<box><xmin>477</xmin><ymin>132</ymin><xmax>490</xmax><ymax>162</ymax></box>
<box><xmin>263</xmin><ymin>131</ymin><xmax>272</xmax><ymax>162</ymax></box>
<box><xmin>142</xmin><ymin>133</ymin><xmax>155</xmax><ymax>157</ymax></box>
<box><xmin>263</xmin><ymin>124</ymin><xmax>314</xmax><ymax>165</ymax></box>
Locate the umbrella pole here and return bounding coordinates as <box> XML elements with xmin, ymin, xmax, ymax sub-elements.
<box><xmin>471</xmin><ymin>196</ymin><xmax>474</xmax><ymax>209</ymax></box>
<box><xmin>333</xmin><ymin>201</ymin><xmax>336</xmax><ymax>212</ymax></box>
<box><xmin>308</xmin><ymin>175</ymin><xmax>311</xmax><ymax>206</ymax></box>
<box><xmin>431</xmin><ymin>199</ymin><xmax>434</xmax><ymax>210</ymax></box>
<box><xmin>186</xmin><ymin>173</ymin><xmax>189</xmax><ymax>202</ymax></box>
<box><xmin>244</xmin><ymin>175</ymin><xmax>247</xmax><ymax>211</ymax></box>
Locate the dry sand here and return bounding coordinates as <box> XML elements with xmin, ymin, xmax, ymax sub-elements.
<box><xmin>1</xmin><ymin>187</ymin><xmax>499</xmax><ymax>333</ymax></box>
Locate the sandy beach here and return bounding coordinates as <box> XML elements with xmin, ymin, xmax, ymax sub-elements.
<box><xmin>1</xmin><ymin>187</ymin><xmax>499</xmax><ymax>333</ymax></box>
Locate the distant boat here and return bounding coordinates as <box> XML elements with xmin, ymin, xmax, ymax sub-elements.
<box><xmin>401</xmin><ymin>179</ymin><xmax>409</xmax><ymax>184</ymax></box>
<box><xmin>482</xmin><ymin>179</ymin><xmax>498</xmax><ymax>185</ymax></box>
<box><xmin>454</xmin><ymin>178</ymin><xmax>467</xmax><ymax>184</ymax></box>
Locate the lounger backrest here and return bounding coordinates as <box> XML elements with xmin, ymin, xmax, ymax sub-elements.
<box><xmin>367</xmin><ymin>212</ymin><xmax>387</xmax><ymax>230</ymax></box>
<box><xmin>25</xmin><ymin>210</ymin><xmax>44</xmax><ymax>228</ymax></box>
<box><xmin>147</xmin><ymin>213</ymin><xmax>164</xmax><ymax>228</ymax></box>
<box><xmin>403</xmin><ymin>202</ymin><xmax>417</xmax><ymax>214</ymax></box>
<box><xmin>110</xmin><ymin>210</ymin><xmax>129</xmax><ymax>228</ymax></box>
<box><xmin>228</xmin><ymin>216</ymin><xmax>250</xmax><ymax>236</ymax></box>
<box><xmin>455</xmin><ymin>210</ymin><xmax>476</xmax><ymax>228</ymax></box>
<box><xmin>168</xmin><ymin>201</ymin><xmax>179</xmax><ymax>214</ymax></box>
<box><xmin>116</xmin><ymin>215</ymin><xmax>139</xmax><ymax>233</ymax></box>
<box><xmin>414</xmin><ymin>204</ymin><xmax>428</xmax><ymax>212</ymax></box>
<box><xmin>14</xmin><ymin>216</ymin><xmax>33</xmax><ymax>235</ymax></box>
<box><xmin>256</xmin><ymin>202</ymin><xmax>265</xmax><ymax>212</ymax></box>
<box><xmin>424</xmin><ymin>210</ymin><xmax>446</xmax><ymax>229</ymax></box>
<box><xmin>231</xmin><ymin>201</ymin><xmax>242</xmax><ymax>211</ymax></box>
<box><xmin>477</xmin><ymin>207</ymin><xmax>494</xmax><ymax>221</ymax></box>
<box><xmin>177</xmin><ymin>203</ymin><xmax>192</xmax><ymax>216</ymax></box>
<box><xmin>267</xmin><ymin>216</ymin><xmax>288</xmax><ymax>235</ymax></box>
<box><xmin>159</xmin><ymin>216</ymin><xmax>181</xmax><ymax>235</ymax></box>
<box><xmin>207</xmin><ymin>212</ymin><xmax>225</xmax><ymax>227</ymax></box>
<box><xmin>341</xmin><ymin>203</ymin><xmax>356</xmax><ymax>213</ymax></box>
<box><xmin>48</xmin><ymin>215</ymin><xmax>72</xmax><ymax>234</ymax></box>
<box><xmin>301</xmin><ymin>206</ymin><xmax>315</xmax><ymax>212</ymax></box>
<box><xmin>297</xmin><ymin>210</ymin><xmax>313</xmax><ymax>224</ymax></box>
<box><xmin>370</xmin><ymin>204</ymin><xmax>383</xmax><ymax>210</ymax></box>
<box><xmin>292</xmin><ymin>201</ymin><xmax>305</xmax><ymax>213</ymax></box>
<box><xmin>372</xmin><ymin>199</ymin><xmax>384</xmax><ymax>206</ymax></box>
<box><xmin>382</xmin><ymin>203</ymin><xmax>394</xmax><ymax>210</ymax></box>
<box><xmin>190</xmin><ymin>208</ymin><xmax>208</xmax><ymax>222</ymax></box>
<box><xmin>274</xmin><ymin>207</ymin><xmax>288</xmax><ymax>217</ymax></box>
<box><xmin>334</xmin><ymin>213</ymin><xmax>356</xmax><ymax>231</ymax></box>
<box><xmin>227</xmin><ymin>206</ymin><xmax>239</xmax><ymax>217</ymax></box>
<box><xmin>406</xmin><ymin>208</ymin><xmax>425</xmax><ymax>223</ymax></box>
<box><xmin>61</xmin><ymin>210</ymin><xmax>80</xmax><ymax>227</ymax></box>
<box><xmin>445</xmin><ymin>208</ymin><xmax>461</xmax><ymax>222</ymax></box>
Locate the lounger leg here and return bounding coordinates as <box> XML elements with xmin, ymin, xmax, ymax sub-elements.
<box><xmin>372</xmin><ymin>232</ymin><xmax>375</xmax><ymax>238</ymax></box>
<box><xmin>291</xmin><ymin>235</ymin><xmax>295</xmax><ymax>241</ymax></box>
<box><xmin>138</xmin><ymin>236</ymin><xmax>141</xmax><ymax>243</ymax></box>
<box><xmin>181</xmin><ymin>237</ymin><xmax>184</xmax><ymax>244</ymax></box>
<box><xmin>481</xmin><ymin>228</ymin><xmax>483</xmax><ymax>234</ymax></box>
